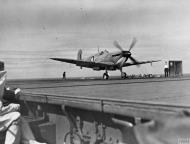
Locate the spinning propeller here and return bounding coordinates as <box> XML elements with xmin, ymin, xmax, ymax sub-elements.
<box><xmin>113</xmin><ymin>38</ymin><xmax>139</xmax><ymax>67</ymax></box>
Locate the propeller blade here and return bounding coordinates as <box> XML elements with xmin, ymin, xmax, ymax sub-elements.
<box><xmin>129</xmin><ymin>56</ymin><xmax>138</xmax><ymax>64</ymax></box>
<box><xmin>120</xmin><ymin>57</ymin><xmax>127</xmax><ymax>67</ymax></box>
<box><xmin>113</xmin><ymin>41</ymin><xmax>123</xmax><ymax>51</ymax></box>
<box><xmin>129</xmin><ymin>38</ymin><xmax>137</xmax><ymax>51</ymax></box>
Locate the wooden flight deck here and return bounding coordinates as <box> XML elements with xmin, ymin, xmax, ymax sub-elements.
<box><xmin>7</xmin><ymin>77</ymin><xmax>190</xmax><ymax>120</ymax></box>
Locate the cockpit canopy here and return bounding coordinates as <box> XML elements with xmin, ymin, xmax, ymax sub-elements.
<box><xmin>99</xmin><ymin>50</ymin><xmax>108</xmax><ymax>55</ymax></box>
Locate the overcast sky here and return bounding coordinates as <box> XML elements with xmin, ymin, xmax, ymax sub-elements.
<box><xmin>0</xmin><ymin>0</ymin><xmax>190</xmax><ymax>79</ymax></box>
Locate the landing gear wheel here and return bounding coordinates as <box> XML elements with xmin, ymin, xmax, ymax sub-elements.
<box><xmin>121</xmin><ymin>72</ymin><xmax>127</xmax><ymax>79</ymax></box>
<box><xmin>103</xmin><ymin>73</ymin><xmax>109</xmax><ymax>80</ymax></box>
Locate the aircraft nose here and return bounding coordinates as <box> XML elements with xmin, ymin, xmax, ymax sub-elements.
<box><xmin>128</xmin><ymin>51</ymin><xmax>131</xmax><ymax>56</ymax></box>
<box><xmin>123</xmin><ymin>51</ymin><xmax>131</xmax><ymax>57</ymax></box>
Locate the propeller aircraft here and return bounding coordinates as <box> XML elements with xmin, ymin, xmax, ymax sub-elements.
<box><xmin>50</xmin><ymin>38</ymin><xmax>160</xmax><ymax>79</ymax></box>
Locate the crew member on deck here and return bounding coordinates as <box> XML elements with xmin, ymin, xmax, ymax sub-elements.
<box><xmin>164</xmin><ymin>61</ymin><xmax>169</xmax><ymax>77</ymax></box>
<box><xmin>63</xmin><ymin>71</ymin><xmax>66</xmax><ymax>79</ymax></box>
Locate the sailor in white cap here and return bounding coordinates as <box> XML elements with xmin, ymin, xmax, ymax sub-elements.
<box><xmin>0</xmin><ymin>62</ymin><xmax>46</xmax><ymax>144</ymax></box>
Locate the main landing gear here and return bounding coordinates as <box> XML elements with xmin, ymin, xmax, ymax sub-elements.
<box><xmin>103</xmin><ymin>70</ymin><xmax>109</xmax><ymax>79</ymax></box>
<box><xmin>120</xmin><ymin>68</ymin><xmax>127</xmax><ymax>79</ymax></box>
<box><xmin>121</xmin><ymin>72</ymin><xmax>127</xmax><ymax>79</ymax></box>
<box><xmin>102</xmin><ymin>70</ymin><xmax>127</xmax><ymax>79</ymax></box>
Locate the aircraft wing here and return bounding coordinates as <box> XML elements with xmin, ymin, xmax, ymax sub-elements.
<box><xmin>123</xmin><ymin>60</ymin><xmax>161</xmax><ymax>67</ymax></box>
<box><xmin>50</xmin><ymin>58</ymin><xmax>115</xmax><ymax>68</ymax></box>
<box><xmin>51</xmin><ymin>58</ymin><xmax>80</xmax><ymax>65</ymax></box>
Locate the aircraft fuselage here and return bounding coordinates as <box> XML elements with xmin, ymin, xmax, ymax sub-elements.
<box><xmin>81</xmin><ymin>50</ymin><xmax>123</xmax><ymax>70</ymax></box>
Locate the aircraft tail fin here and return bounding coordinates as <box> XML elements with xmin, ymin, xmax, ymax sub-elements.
<box><xmin>77</xmin><ymin>49</ymin><xmax>82</xmax><ymax>60</ymax></box>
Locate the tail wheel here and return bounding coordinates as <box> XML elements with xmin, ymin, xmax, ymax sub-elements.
<box><xmin>103</xmin><ymin>73</ymin><xmax>109</xmax><ymax>79</ymax></box>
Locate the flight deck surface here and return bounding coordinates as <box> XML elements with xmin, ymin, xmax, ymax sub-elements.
<box><xmin>7</xmin><ymin>77</ymin><xmax>190</xmax><ymax>106</ymax></box>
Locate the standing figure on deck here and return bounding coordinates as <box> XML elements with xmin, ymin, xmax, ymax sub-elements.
<box><xmin>164</xmin><ymin>61</ymin><xmax>169</xmax><ymax>77</ymax></box>
<box><xmin>62</xmin><ymin>71</ymin><xmax>66</xmax><ymax>80</ymax></box>
<box><xmin>0</xmin><ymin>71</ymin><xmax>47</xmax><ymax>144</ymax></box>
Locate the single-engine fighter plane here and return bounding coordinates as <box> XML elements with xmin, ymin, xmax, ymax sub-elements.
<box><xmin>50</xmin><ymin>38</ymin><xmax>160</xmax><ymax>79</ymax></box>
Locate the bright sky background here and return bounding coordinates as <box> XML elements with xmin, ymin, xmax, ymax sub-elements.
<box><xmin>0</xmin><ymin>0</ymin><xmax>190</xmax><ymax>79</ymax></box>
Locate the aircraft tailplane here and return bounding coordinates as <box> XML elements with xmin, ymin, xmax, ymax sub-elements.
<box><xmin>77</xmin><ymin>49</ymin><xmax>82</xmax><ymax>60</ymax></box>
